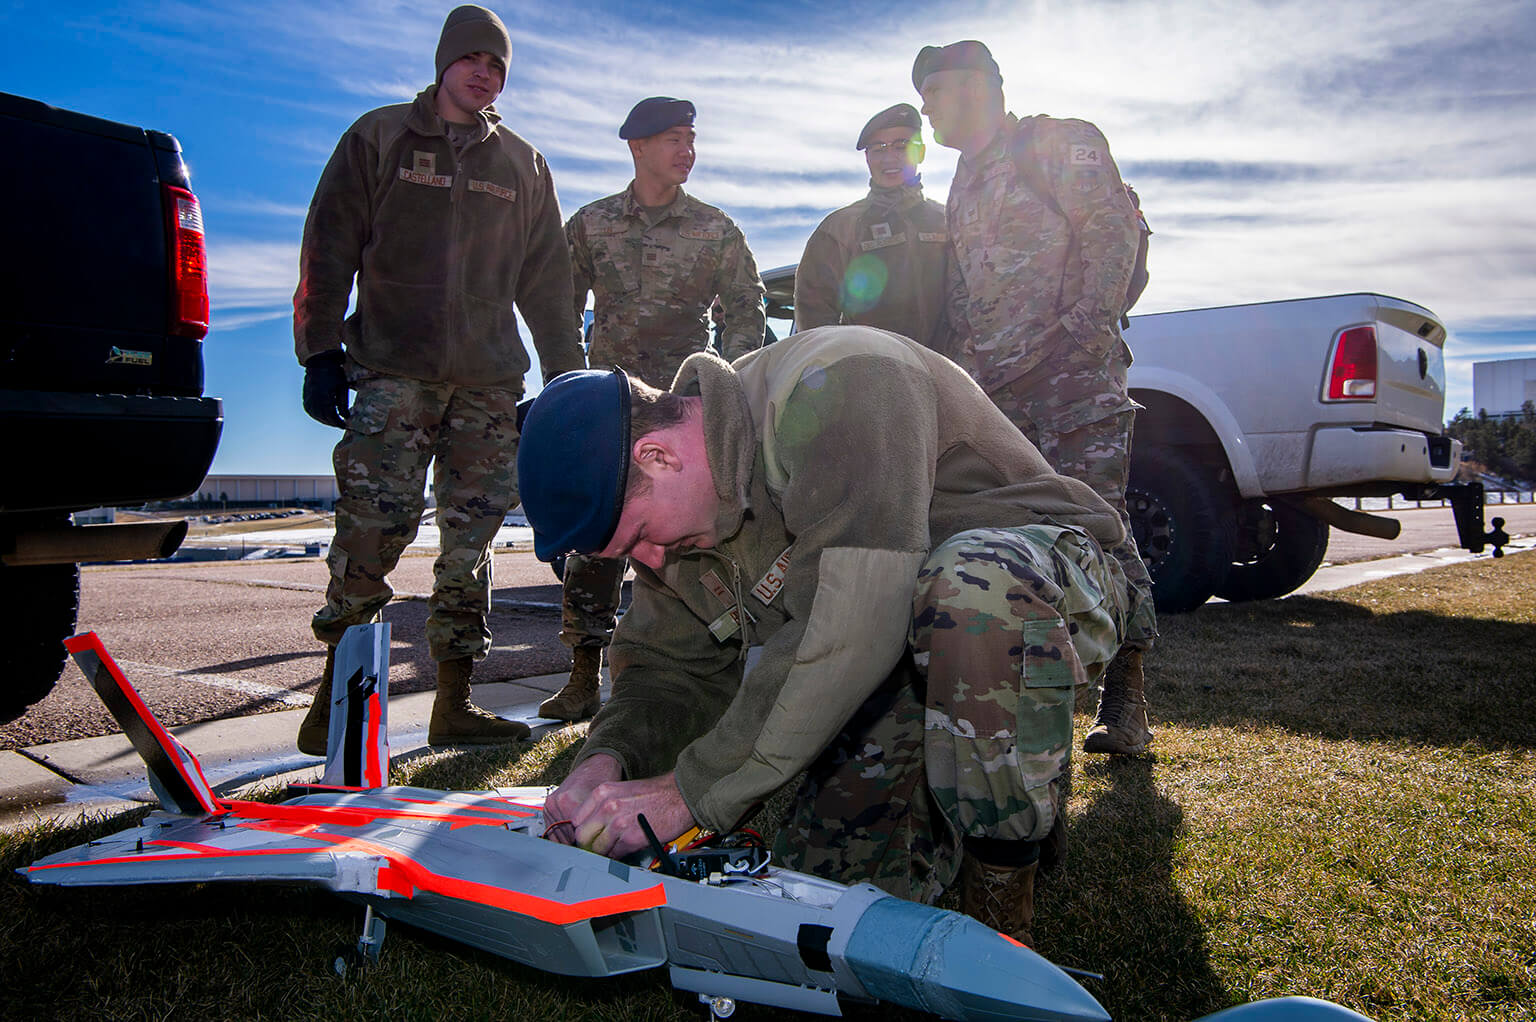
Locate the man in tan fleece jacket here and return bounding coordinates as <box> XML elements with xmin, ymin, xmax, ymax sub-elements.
<box><xmin>516</xmin><ymin>325</ymin><xmax>1143</xmax><ymax>944</ymax></box>
<box><xmin>292</xmin><ymin>5</ymin><xmax>584</xmax><ymax>754</ymax></box>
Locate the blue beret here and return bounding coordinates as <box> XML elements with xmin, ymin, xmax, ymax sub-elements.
<box><xmin>619</xmin><ymin>96</ymin><xmax>696</xmax><ymax>140</ymax></box>
<box><xmin>912</xmin><ymin>40</ymin><xmax>1002</xmax><ymax>92</ymax></box>
<box><xmin>516</xmin><ymin>369</ymin><xmax>631</xmax><ymax>561</ymax></box>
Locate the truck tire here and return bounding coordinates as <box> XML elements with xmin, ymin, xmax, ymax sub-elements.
<box><xmin>0</xmin><ymin>561</ymin><xmax>81</xmax><ymax>721</ymax></box>
<box><xmin>1126</xmin><ymin>448</ymin><xmax>1236</xmax><ymax>613</ymax></box>
<box><xmin>1216</xmin><ymin>501</ymin><xmax>1329</xmax><ymax>602</ymax></box>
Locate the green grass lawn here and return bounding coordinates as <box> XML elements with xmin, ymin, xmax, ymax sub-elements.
<box><xmin>3</xmin><ymin>553</ymin><xmax>1533</xmax><ymax>1022</ymax></box>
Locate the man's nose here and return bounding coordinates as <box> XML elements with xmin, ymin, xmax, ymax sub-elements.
<box><xmin>631</xmin><ymin>543</ymin><xmax>665</xmax><ymax>571</ymax></box>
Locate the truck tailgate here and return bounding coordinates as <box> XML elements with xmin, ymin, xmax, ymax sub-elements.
<box><xmin>1371</xmin><ymin>296</ymin><xmax>1447</xmax><ymax>435</ymax></box>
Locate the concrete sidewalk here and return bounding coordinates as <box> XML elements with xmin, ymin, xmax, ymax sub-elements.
<box><xmin>1</xmin><ymin>670</ymin><xmax>606</xmax><ymax>830</ymax></box>
<box><xmin>4</xmin><ymin>534</ymin><xmax>1532</xmax><ymax>833</ymax></box>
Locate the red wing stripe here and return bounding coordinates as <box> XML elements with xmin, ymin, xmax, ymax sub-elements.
<box><xmin>388</xmin><ymin>796</ymin><xmax>539</xmax><ymax>818</ymax></box>
<box><xmin>283</xmin><ymin>827</ymin><xmax>667</xmax><ymax>924</ymax></box>
<box><xmin>365</xmin><ymin>695</ymin><xmax>385</xmax><ymax>789</ymax></box>
<box><xmin>222</xmin><ymin>799</ymin><xmax>523</xmax><ymax>830</ymax></box>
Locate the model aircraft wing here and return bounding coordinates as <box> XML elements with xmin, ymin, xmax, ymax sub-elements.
<box><xmin>21</xmin><ymin>808</ymin><xmax>379</xmax><ymax>889</ymax></box>
<box><xmin>22</xmin><ymin>787</ymin><xmax>664</xmax><ymax>925</ymax></box>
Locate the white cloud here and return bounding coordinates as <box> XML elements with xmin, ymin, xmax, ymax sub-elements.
<box><xmin>206</xmin><ymin>240</ymin><xmax>298</xmax><ymax>312</ymax></box>
<box><xmin>94</xmin><ymin>0</ymin><xmax>1534</xmax><ymax>422</ymax></box>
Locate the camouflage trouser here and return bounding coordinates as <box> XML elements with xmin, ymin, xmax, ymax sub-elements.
<box><xmin>774</xmin><ymin>525</ymin><xmax>1128</xmax><ymax>903</ymax></box>
<box><xmin>311</xmin><ymin>374</ymin><xmax>521</xmax><ymax>663</ymax></box>
<box><xmin>989</xmin><ymin>360</ymin><xmax>1158</xmax><ymax>650</ymax></box>
<box><xmin>560</xmin><ymin>553</ymin><xmax>626</xmax><ymax>650</ymax></box>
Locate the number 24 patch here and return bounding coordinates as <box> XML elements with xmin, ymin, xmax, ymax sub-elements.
<box><xmin>1070</xmin><ymin>145</ymin><xmax>1102</xmax><ymax>166</ymax></box>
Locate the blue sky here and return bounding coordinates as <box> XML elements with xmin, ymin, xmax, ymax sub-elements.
<box><xmin>3</xmin><ymin>0</ymin><xmax>1533</xmax><ymax>475</ymax></box>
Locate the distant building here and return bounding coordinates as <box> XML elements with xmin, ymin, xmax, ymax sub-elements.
<box><xmin>185</xmin><ymin>474</ymin><xmax>341</xmax><ymax>509</ymax></box>
<box><xmin>1473</xmin><ymin>357</ymin><xmax>1536</xmax><ymax>418</ymax></box>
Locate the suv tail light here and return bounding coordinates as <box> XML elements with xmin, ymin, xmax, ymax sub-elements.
<box><xmin>1326</xmin><ymin>325</ymin><xmax>1376</xmax><ymax>400</ymax></box>
<box><xmin>164</xmin><ymin>184</ymin><xmax>209</xmax><ymax>339</ymax></box>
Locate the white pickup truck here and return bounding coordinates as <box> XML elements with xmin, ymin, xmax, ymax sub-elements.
<box><xmin>761</xmin><ymin>269</ymin><xmax>1504</xmax><ymax>611</ymax></box>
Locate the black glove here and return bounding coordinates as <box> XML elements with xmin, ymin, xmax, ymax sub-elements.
<box><xmin>302</xmin><ymin>350</ymin><xmax>350</xmax><ymax>429</ymax></box>
<box><xmin>550</xmin><ymin>552</ymin><xmax>568</xmax><ymax>584</ymax></box>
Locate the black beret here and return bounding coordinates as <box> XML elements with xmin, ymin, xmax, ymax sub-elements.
<box><xmin>516</xmin><ymin>368</ymin><xmax>632</xmax><ymax>561</ymax></box>
<box><xmin>911</xmin><ymin>40</ymin><xmax>1002</xmax><ymax>92</ymax></box>
<box><xmin>619</xmin><ymin>97</ymin><xmax>696</xmax><ymax>140</ymax></box>
<box><xmin>856</xmin><ymin>103</ymin><xmax>922</xmax><ymax>150</ymax></box>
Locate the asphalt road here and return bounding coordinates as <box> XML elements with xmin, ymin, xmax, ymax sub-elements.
<box><xmin>0</xmin><ymin>551</ymin><xmax>602</xmax><ymax>751</ymax></box>
<box><xmin>2</xmin><ymin>500</ymin><xmax>1532</xmax><ymax>752</ymax></box>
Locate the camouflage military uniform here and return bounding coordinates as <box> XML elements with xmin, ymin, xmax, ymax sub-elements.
<box><xmin>573</xmin><ymin>327</ymin><xmax>1130</xmax><ymax>902</ymax></box>
<box><xmin>311</xmin><ymin>376</ymin><xmax>522</xmax><ymax>660</ymax></box>
<box><xmin>794</xmin><ymin>182</ymin><xmax>950</xmax><ymax>352</ymax></box>
<box><xmin>562</xmin><ymin>184</ymin><xmax>766</xmax><ymax>654</ymax></box>
<box><xmin>568</xmin><ymin>184</ymin><xmax>765</xmax><ymax>379</ymax></box>
<box><xmin>777</xmin><ymin>523</ymin><xmax>1126</xmax><ymax>901</ymax></box>
<box><xmin>946</xmin><ymin>113</ymin><xmax>1156</xmax><ymax>648</ymax></box>
<box><xmin>296</xmin><ymin>85</ymin><xmax>583</xmax><ymax>661</ymax></box>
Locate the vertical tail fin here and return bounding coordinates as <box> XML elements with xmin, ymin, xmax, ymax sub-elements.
<box><xmin>63</xmin><ymin>632</ymin><xmax>224</xmax><ymax>816</ymax></box>
<box><xmin>321</xmin><ymin>622</ymin><xmax>391</xmax><ymax>789</ymax></box>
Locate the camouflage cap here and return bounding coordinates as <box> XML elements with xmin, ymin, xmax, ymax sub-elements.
<box><xmin>619</xmin><ymin>97</ymin><xmax>697</xmax><ymax>140</ymax></box>
<box><xmin>856</xmin><ymin>103</ymin><xmax>922</xmax><ymax>150</ymax></box>
<box><xmin>911</xmin><ymin>40</ymin><xmax>1001</xmax><ymax>92</ymax></box>
<box><xmin>516</xmin><ymin>369</ymin><xmax>632</xmax><ymax>561</ymax></box>
<box><xmin>435</xmin><ymin>5</ymin><xmax>512</xmax><ymax>82</ymax></box>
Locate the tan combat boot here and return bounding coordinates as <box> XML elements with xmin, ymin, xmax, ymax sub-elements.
<box><xmin>296</xmin><ymin>645</ymin><xmax>336</xmax><ymax>757</ymax></box>
<box><xmin>1082</xmin><ymin>647</ymin><xmax>1154</xmax><ymax>754</ymax></box>
<box><xmin>960</xmin><ymin>852</ymin><xmax>1040</xmax><ymax>947</ymax></box>
<box><xmin>428</xmin><ymin>657</ymin><xmax>531</xmax><ymax>746</ymax></box>
<box><xmin>539</xmin><ymin>646</ymin><xmax>603</xmax><ymax>721</ymax></box>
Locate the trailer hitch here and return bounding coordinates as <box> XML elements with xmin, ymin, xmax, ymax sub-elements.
<box><xmin>1428</xmin><ymin>481</ymin><xmax>1509</xmax><ymax>557</ymax></box>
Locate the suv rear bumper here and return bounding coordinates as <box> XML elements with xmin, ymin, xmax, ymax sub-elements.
<box><xmin>1307</xmin><ymin>426</ymin><xmax>1460</xmax><ymax>489</ymax></box>
<box><xmin>0</xmin><ymin>389</ymin><xmax>222</xmax><ymax>513</ymax></box>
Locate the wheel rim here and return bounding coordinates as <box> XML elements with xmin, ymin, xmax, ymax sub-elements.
<box><xmin>1127</xmin><ymin>490</ymin><xmax>1174</xmax><ymax>571</ymax></box>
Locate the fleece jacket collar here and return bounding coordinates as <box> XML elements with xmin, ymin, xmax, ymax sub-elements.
<box><xmin>404</xmin><ymin>84</ymin><xmax>501</xmax><ymax>143</ymax></box>
<box><xmin>672</xmin><ymin>351</ymin><xmax>757</xmax><ymax>547</ymax></box>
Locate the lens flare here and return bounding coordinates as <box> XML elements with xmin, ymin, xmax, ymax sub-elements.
<box><xmin>840</xmin><ymin>254</ymin><xmax>890</xmax><ymax>316</ymax></box>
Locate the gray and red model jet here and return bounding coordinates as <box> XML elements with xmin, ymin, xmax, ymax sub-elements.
<box><xmin>21</xmin><ymin>626</ymin><xmax>1368</xmax><ymax>1022</ymax></box>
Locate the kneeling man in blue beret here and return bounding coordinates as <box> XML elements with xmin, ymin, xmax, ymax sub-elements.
<box><xmin>518</xmin><ymin>325</ymin><xmax>1146</xmax><ymax>944</ymax></box>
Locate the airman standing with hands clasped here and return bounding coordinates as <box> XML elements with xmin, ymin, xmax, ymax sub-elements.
<box><xmin>541</xmin><ymin>96</ymin><xmax>766</xmax><ymax>724</ymax></box>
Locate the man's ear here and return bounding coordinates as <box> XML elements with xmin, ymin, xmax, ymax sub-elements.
<box><xmin>963</xmin><ymin>69</ymin><xmax>989</xmax><ymax>102</ymax></box>
<box><xmin>628</xmin><ymin>138</ymin><xmax>645</xmax><ymax>161</ymax></box>
<box><xmin>911</xmin><ymin>141</ymin><xmax>926</xmax><ymax>165</ymax></box>
<box><xmin>632</xmin><ymin>434</ymin><xmax>681</xmax><ymax>477</ymax></box>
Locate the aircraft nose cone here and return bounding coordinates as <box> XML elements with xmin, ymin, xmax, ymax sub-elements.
<box><xmin>843</xmin><ymin>896</ymin><xmax>1110</xmax><ymax>1022</ymax></box>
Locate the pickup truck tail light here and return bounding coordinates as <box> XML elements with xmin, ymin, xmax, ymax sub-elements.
<box><xmin>164</xmin><ymin>184</ymin><xmax>210</xmax><ymax>339</ymax></box>
<box><xmin>1326</xmin><ymin>325</ymin><xmax>1377</xmax><ymax>400</ymax></box>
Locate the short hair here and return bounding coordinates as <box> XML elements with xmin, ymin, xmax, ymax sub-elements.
<box><xmin>624</xmin><ymin>379</ymin><xmax>693</xmax><ymax>502</ymax></box>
